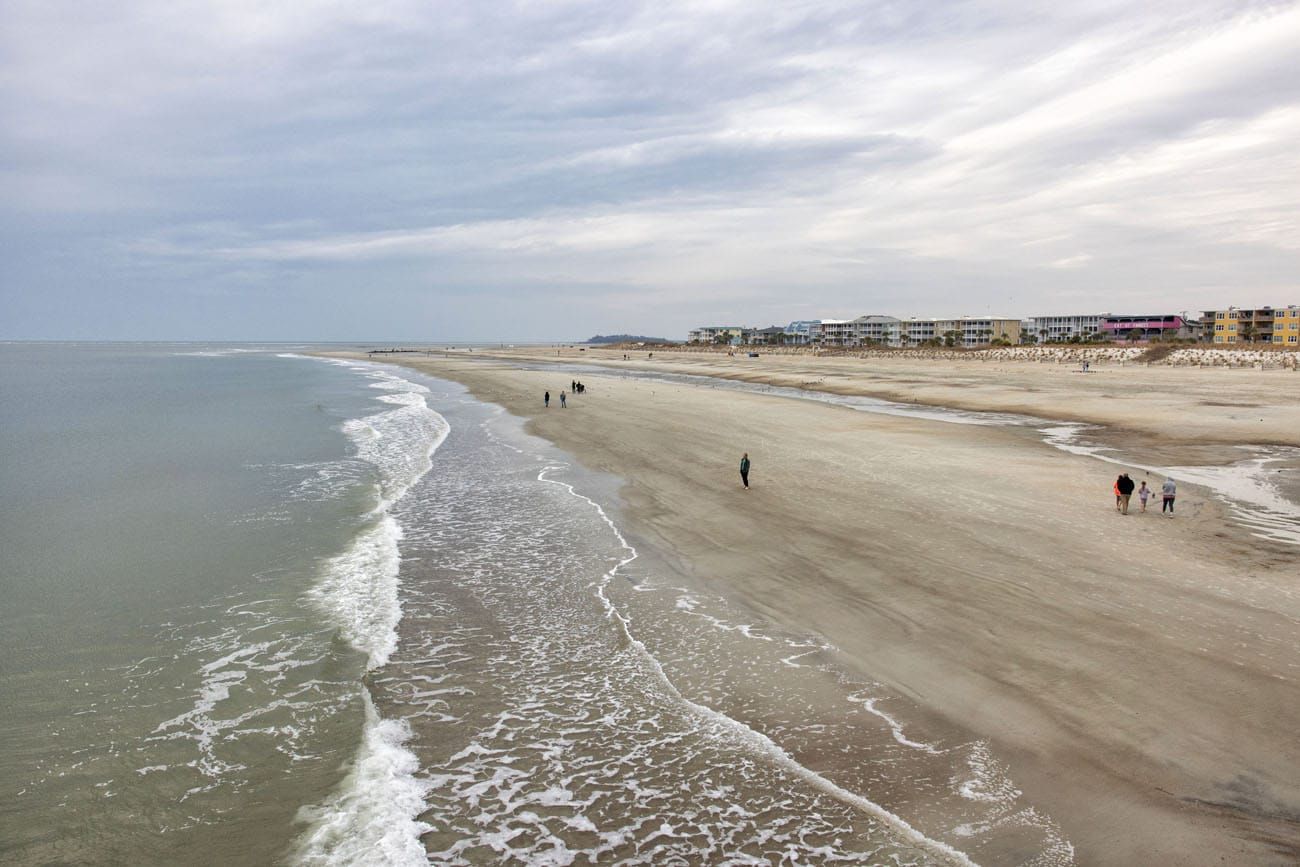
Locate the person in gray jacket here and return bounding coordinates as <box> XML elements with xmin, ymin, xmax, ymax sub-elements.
<box><xmin>1161</xmin><ymin>478</ymin><xmax>1177</xmax><ymax>515</ymax></box>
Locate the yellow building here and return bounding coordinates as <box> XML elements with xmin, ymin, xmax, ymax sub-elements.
<box><xmin>1274</xmin><ymin>306</ymin><xmax>1300</xmax><ymax>346</ymax></box>
<box><xmin>1204</xmin><ymin>306</ymin><xmax>1296</xmax><ymax>344</ymax></box>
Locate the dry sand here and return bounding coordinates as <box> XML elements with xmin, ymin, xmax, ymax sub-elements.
<box><xmin>343</xmin><ymin>349</ymin><xmax>1300</xmax><ymax>865</ymax></box>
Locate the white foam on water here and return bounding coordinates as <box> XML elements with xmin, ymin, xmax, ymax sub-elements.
<box><xmin>308</xmin><ymin>513</ymin><xmax>405</xmax><ymax>669</ymax></box>
<box><xmin>673</xmin><ymin>593</ymin><xmax>774</xmax><ymax>641</ymax></box>
<box><xmin>285</xmin><ymin>357</ymin><xmax>450</xmax><ymax>864</ymax></box>
<box><xmin>305</xmin><ymin>362</ymin><xmax>449</xmax><ymax>667</ymax></box>
<box><xmin>847</xmin><ymin>691</ymin><xmax>945</xmax><ymax>755</ymax></box>
<box><xmin>290</xmin><ymin>692</ymin><xmax>433</xmax><ymax>867</ymax></box>
<box><xmin>536</xmin><ymin>465</ymin><xmax>980</xmax><ymax>867</ymax></box>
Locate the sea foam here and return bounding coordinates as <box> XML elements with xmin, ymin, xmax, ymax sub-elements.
<box><xmin>291</xmin><ymin>359</ymin><xmax>448</xmax><ymax>863</ymax></box>
<box><xmin>291</xmin><ymin>693</ymin><xmax>432</xmax><ymax>867</ymax></box>
<box><xmin>310</xmin><ymin>365</ymin><xmax>448</xmax><ymax>669</ymax></box>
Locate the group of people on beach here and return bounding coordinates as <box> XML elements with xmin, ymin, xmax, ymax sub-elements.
<box><xmin>1113</xmin><ymin>473</ymin><xmax>1177</xmax><ymax>516</ymax></box>
<box><xmin>543</xmin><ymin>381</ymin><xmax>588</xmax><ymax>409</ymax></box>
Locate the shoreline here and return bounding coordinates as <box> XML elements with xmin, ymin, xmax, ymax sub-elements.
<box><xmin>424</xmin><ymin>345</ymin><xmax>1300</xmax><ymax>452</ymax></box>
<box><xmin>332</xmin><ymin>350</ymin><xmax>1300</xmax><ymax>864</ymax></box>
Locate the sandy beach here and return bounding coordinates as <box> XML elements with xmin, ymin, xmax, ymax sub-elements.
<box><xmin>346</xmin><ymin>348</ymin><xmax>1299</xmax><ymax>865</ymax></box>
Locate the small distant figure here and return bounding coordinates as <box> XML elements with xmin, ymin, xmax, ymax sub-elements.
<box><xmin>1137</xmin><ymin>481</ymin><xmax>1150</xmax><ymax>512</ymax></box>
<box><xmin>577</xmin><ymin>381</ymin><xmax>585</xmax><ymax>394</ymax></box>
<box><xmin>1114</xmin><ymin>475</ymin><xmax>1123</xmax><ymax>511</ymax></box>
<box><xmin>544</xmin><ymin>391</ymin><xmax>550</xmax><ymax>408</ymax></box>
<box><xmin>1161</xmin><ymin>478</ymin><xmax>1177</xmax><ymax>515</ymax></box>
<box><xmin>739</xmin><ymin>453</ymin><xmax>751</xmax><ymax>489</ymax></box>
<box><xmin>560</xmin><ymin>390</ymin><xmax>567</xmax><ymax>408</ymax></box>
<box><xmin>1117</xmin><ymin>473</ymin><xmax>1135</xmax><ymax>515</ymax></box>
<box><xmin>571</xmin><ymin>380</ymin><xmax>577</xmax><ymax>392</ymax></box>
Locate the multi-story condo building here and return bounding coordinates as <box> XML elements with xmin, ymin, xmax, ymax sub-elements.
<box><xmin>1029</xmin><ymin>314</ymin><xmax>1106</xmax><ymax>343</ymax></box>
<box><xmin>852</xmin><ymin>315</ymin><xmax>901</xmax><ymax>345</ymax></box>
<box><xmin>948</xmin><ymin>317</ymin><xmax>1021</xmax><ymax>346</ymax></box>
<box><xmin>1203</xmin><ymin>307</ymin><xmax>1285</xmax><ymax>344</ymax></box>
<box><xmin>1101</xmin><ymin>314</ymin><xmax>1188</xmax><ymax>342</ymax></box>
<box><xmin>816</xmin><ymin>319</ymin><xmax>856</xmax><ymax>346</ymax></box>
<box><xmin>687</xmin><ymin>326</ymin><xmax>745</xmax><ymax>344</ymax></box>
<box><xmin>1272</xmin><ymin>306</ymin><xmax>1299</xmax><ymax>345</ymax></box>
<box><xmin>902</xmin><ymin>318</ymin><xmax>937</xmax><ymax>345</ymax></box>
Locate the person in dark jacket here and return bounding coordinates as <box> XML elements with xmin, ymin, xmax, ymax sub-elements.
<box><xmin>1117</xmin><ymin>472</ymin><xmax>1135</xmax><ymax>514</ymax></box>
<box><xmin>739</xmin><ymin>453</ymin><xmax>751</xmax><ymax>489</ymax></box>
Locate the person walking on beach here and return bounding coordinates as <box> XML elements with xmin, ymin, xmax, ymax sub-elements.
<box><xmin>560</xmin><ymin>390</ymin><xmax>567</xmax><ymax>408</ymax></box>
<box><xmin>1114</xmin><ymin>475</ymin><xmax>1123</xmax><ymax>511</ymax></box>
<box><xmin>739</xmin><ymin>453</ymin><xmax>751</xmax><ymax>489</ymax></box>
<box><xmin>1137</xmin><ymin>480</ymin><xmax>1151</xmax><ymax>512</ymax></box>
<box><xmin>1117</xmin><ymin>473</ymin><xmax>1135</xmax><ymax>515</ymax></box>
<box><xmin>544</xmin><ymin>391</ymin><xmax>550</xmax><ymax>408</ymax></box>
<box><xmin>1161</xmin><ymin>478</ymin><xmax>1177</xmax><ymax>515</ymax></box>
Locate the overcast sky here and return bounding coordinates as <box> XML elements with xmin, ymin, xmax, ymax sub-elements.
<box><xmin>3</xmin><ymin>0</ymin><xmax>1298</xmax><ymax>340</ymax></box>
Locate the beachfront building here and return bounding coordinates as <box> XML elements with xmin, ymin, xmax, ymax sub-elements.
<box><xmin>783</xmin><ymin>320</ymin><xmax>819</xmax><ymax>345</ymax></box>
<box><xmin>1101</xmin><ymin>314</ymin><xmax>1188</xmax><ymax>342</ymax></box>
<box><xmin>1029</xmin><ymin>314</ymin><xmax>1106</xmax><ymax>343</ymax></box>
<box><xmin>852</xmin><ymin>315</ymin><xmax>902</xmax><ymax>346</ymax></box>
<box><xmin>687</xmin><ymin>326</ymin><xmax>745</xmax><ymax>344</ymax></box>
<box><xmin>954</xmin><ymin>317</ymin><xmax>1021</xmax><ymax>346</ymax></box>
<box><xmin>1203</xmin><ymin>307</ymin><xmax>1285</xmax><ymax>344</ymax></box>
<box><xmin>1272</xmin><ymin>307</ymin><xmax>1299</xmax><ymax>345</ymax></box>
<box><xmin>746</xmin><ymin>326</ymin><xmax>789</xmax><ymax>345</ymax></box>
<box><xmin>816</xmin><ymin>319</ymin><xmax>856</xmax><ymax>347</ymax></box>
<box><xmin>901</xmin><ymin>318</ymin><xmax>938</xmax><ymax>345</ymax></box>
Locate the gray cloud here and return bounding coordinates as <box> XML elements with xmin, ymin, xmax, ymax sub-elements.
<box><xmin>2</xmin><ymin>0</ymin><xmax>1298</xmax><ymax>340</ymax></box>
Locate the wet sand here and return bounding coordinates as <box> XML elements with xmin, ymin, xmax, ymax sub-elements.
<box><xmin>342</xmin><ymin>349</ymin><xmax>1300</xmax><ymax>865</ymax></box>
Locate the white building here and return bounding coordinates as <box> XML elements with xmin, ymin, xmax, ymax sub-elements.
<box><xmin>852</xmin><ymin>315</ymin><xmax>901</xmax><ymax>346</ymax></box>
<box><xmin>816</xmin><ymin>319</ymin><xmax>855</xmax><ymax>346</ymax></box>
<box><xmin>1029</xmin><ymin>314</ymin><xmax>1106</xmax><ymax>343</ymax></box>
<box><xmin>687</xmin><ymin>326</ymin><xmax>745</xmax><ymax>344</ymax></box>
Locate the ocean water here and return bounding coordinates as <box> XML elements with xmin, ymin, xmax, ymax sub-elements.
<box><xmin>1</xmin><ymin>345</ymin><xmax>1073</xmax><ymax>865</ymax></box>
<box><xmin>0</xmin><ymin>344</ymin><xmax>442</xmax><ymax>864</ymax></box>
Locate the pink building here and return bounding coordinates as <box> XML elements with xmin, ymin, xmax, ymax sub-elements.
<box><xmin>1100</xmin><ymin>314</ymin><xmax>1186</xmax><ymax>341</ymax></box>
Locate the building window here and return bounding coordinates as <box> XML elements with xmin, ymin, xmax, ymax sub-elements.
<box><xmin>1290</xmin><ymin>335</ymin><xmax>1298</xmax><ymax>343</ymax></box>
